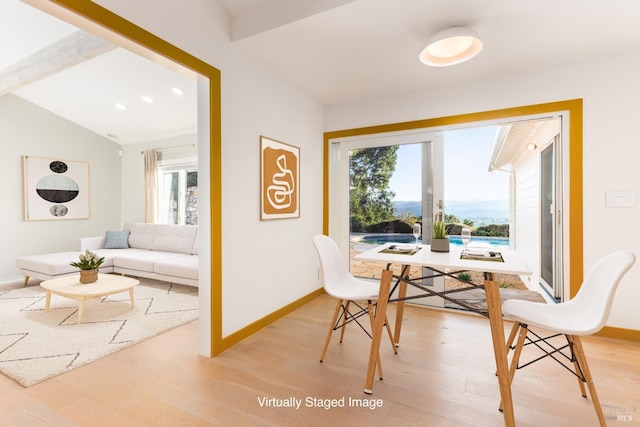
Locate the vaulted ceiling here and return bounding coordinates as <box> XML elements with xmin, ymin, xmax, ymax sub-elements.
<box><xmin>1</xmin><ymin>0</ymin><xmax>197</xmax><ymax>145</ymax></box>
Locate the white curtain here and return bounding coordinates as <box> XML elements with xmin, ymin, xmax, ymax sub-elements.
<box><xmin>143</xmin><ymin>149</ymin><xmax>158</xmax><ymax>223</ymax></box>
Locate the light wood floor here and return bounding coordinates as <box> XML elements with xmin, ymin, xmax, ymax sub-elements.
<box><xmin>0</xmin><ymin>294</ymin><xmax>638</xmax><ymax>426</ymax></box>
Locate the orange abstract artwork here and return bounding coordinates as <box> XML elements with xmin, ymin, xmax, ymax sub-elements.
<box><xmin>260</xmin><ymin>136</ymin><xmax>299</xmax><ymax>220</ymax></box>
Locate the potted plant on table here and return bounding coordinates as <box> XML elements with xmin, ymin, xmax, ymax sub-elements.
<box><xmin>431</xmin><ymin>219</ymin><xmax>450</xmax><ymax>253</ymax></box>
<box><xmin>70</xmin><ymin>250</ymin><xmax>105</xmax><ymax>283</ymax></box>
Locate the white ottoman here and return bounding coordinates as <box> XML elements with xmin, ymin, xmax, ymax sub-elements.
<box><xmin>15</xmin><ymin>251</ymin><xmax>82</xmax><ymax>285</ymax></box>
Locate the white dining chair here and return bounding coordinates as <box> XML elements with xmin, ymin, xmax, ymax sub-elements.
<box><xmin>313</xmin><ymin>235</ymin><xmax>396</xmax><ymax>378</ymax></box>
<box><xmin>501</xmin><ymin>251</ymin><xmax>635</xmax><ymax>427</ymax></box>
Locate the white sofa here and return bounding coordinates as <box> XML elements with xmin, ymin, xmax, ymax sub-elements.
<box><xmin>16</xmin><ymin>223</ymin><xmax>199</xmax><ymax>287</ymax></box>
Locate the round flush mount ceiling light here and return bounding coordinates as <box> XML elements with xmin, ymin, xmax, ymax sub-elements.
<box><xmin>419</xmin><ymin>26</ymin><xmax>483</xmax><ymax>67</ymax></box>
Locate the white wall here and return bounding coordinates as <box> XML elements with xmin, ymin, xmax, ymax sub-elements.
<box><xmin>92</xmin><ymin>0</ymin><xmax>325</xmax><ymax>337</ymax></box>
<box><xmin>326</xmin><ymin>50</ymin><xmax>640</xmax><ymax>331</ymax></box>
<box><xmin>0</xmin><ymin>94</ymin><xmax>122</xmax><ymax>282</ymax></box>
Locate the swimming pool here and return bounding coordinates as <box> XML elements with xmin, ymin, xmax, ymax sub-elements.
<box><xmin>355</xmin><ymin>233</ymin><xmax>509</xmax><ymax>248</ymax></box>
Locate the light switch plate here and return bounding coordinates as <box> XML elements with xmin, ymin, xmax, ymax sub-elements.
<box><xmin>606</xmin><ymin>191</ymin><xmax>636</xmax><ymax>208</ymax></box>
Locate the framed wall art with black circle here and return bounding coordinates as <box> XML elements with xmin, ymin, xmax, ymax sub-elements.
<box><xmin>22</xmin><ymin>156</ymin><xmax>90</xmax><ymax>221</ymax></box>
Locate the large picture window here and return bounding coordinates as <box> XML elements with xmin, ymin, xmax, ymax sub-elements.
<box><xmin>157</xmin><ymin>160</ymin><xmax>198</xmax><ymax>225</ymax></box>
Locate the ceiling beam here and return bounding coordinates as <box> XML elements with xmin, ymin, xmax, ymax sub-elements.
<box><xmin>0</xmin><ymin>30</ymin><xmax>115</xmax><ymax>96</ymax></box>
<box><xmin>231</xmin><ymin>0</ymin><xmax>356</xmax><ymax>41</ymax></box>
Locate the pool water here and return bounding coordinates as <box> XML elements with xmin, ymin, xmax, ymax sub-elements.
<box><xmin>448</xmin><ymin>236</ymin><xmax>509</xmax><ymax>248</ymax></box>
<box><xmin>357</xmin><ymin>233</ymin><xmax>509</xmax><ymax>248</ymax></box>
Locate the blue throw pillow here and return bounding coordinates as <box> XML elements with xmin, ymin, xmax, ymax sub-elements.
<box><xmin>104</xmin><ymin>230</ymin><xmax>130</xmax><ymax>249</ymax></box>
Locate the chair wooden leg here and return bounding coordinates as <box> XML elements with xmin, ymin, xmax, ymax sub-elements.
<box><xmin>571</xmin><ymin>336</ymin><xmax>607</xmax><ymax>427</ymax></box>
<box><xmin>505</xmin><ymin>321</ymin><xmax>520</xmax><ymax>354</ymax></box>
<box><xmin>320</xmin><ymin>299</ymin><xmax>343</xmax><ymax>362</ymax></box>
<box><xmin>508</xmin><ymin>325</ymin><xmax>528</xmax><ymax>382</ymax></box>
<box><xmin>384</xmin><ymin>315</ymin><xmax>397</xmax><ymax>354</ymax></box>
<box><xmin>566</xmin><ymin>335</ymin><xmax>587</xmax><ymax>398</ymax></box>
<box><xmin>368</xmin><ymin>302</ymin><xmax>383</xmax><ymax>380</ymax></box>
<box><xmin>498</xmin><ymin>321</ymin><xmax>521</xmax><ymax>375</ymax></box>
<box><xmin>375</xmin><ymin>353</ymin><xmax>383</xmax><ymax>380</ymax></box>
<box><xmin>500</xmin><ymin>323</ymin><xmax>528</xmax><ymax>411</ymax></box>
<box><xmin>339</xmin><ymin>301</ymin><xmax>351</xmax><ymax>343</ymax></box>
<box><xmin>23</xmin><ymin>275</ymin><xmax>30</xmax><ymax>287</ymax></box>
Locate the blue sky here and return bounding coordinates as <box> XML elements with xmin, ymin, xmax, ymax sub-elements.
<box><xmin>388</xmin><ymin>126</ymin><xmax>509</xmax><ymax>201</ymax></box>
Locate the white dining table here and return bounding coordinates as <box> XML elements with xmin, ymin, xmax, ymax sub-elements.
<box><xmin>355</xmin><ymin>243</ymin><xmax>532</xmax><ymax>427</ymax></box>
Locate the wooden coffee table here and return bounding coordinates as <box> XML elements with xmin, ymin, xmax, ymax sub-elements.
<box><xmin>40</xmin><ymin>274</ymin><xmax>140</xmax><ymax>324</ymax></box>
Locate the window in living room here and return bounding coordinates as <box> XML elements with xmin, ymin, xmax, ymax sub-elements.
<box><xmin>157</xmin><ymin>156</ymin><xmax>198</xmax><ymax>226</ymax></box>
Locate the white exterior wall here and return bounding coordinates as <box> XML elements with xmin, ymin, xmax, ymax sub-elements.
<box><xmin>512</xmin><ymin>150</ymin><xmax>540</xmax><ymax>292</ymax></box>
<box><xmin>326</xmin><ymin>50</ymin><xmax>640</xmax><ymax>331</ymax></box>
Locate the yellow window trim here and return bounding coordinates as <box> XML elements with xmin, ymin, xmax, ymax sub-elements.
<box><xmin>323</xmin><ymin>100</ymin><xmax>585</xmax><ymax>307</ymax></box>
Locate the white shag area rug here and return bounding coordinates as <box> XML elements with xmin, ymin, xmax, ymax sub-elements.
<box><xmin>0</xmin><ymin>277</ymin><xmax>198</xmax><ymax>387</ymax></box>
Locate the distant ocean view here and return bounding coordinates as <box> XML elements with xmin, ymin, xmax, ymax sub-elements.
<box><xmin>356</xmin><ymin>233</ymin><xmax>509</xmax><ymax>248</ymax></box>
<box><xmin>393</xmin><ymin>199</ymin><xmax>509</xmax><ymax>225</ymax></box>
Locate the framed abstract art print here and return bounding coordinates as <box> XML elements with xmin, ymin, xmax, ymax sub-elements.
<box><xmin>260</xmin><ymin>136</ymin><xmax>300</xmax><ymax>220</ymax></box>
<box><xmin>23</xmin><ymin>156</ymin><xmax>90</xmax><ymax>221</ymax></box>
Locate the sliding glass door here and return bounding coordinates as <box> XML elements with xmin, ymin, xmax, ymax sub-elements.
<box><xmin>540</xmin><ymin>135</ymin><xmax>563</xmax><ymax>299</ymax></box>
<box><xmin>330</xmin><ymin>131</ymin><xmax>444</xmax><ymax>306</ymax></box>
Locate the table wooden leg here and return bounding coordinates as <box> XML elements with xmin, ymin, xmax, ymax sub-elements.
<box><xmin>129</xmin><ymin>288</ymin><xmax>135</xmax><ymax>308</ymax></box>
<box><xmin>77</xmin><ymin>300</ymin><xmax>85</xmax><ymax>324</ymax></box>
<box><xmin>45</xmin><ymin>291</ymin><xmax>51</xmax><ymax>312</ymax></box>
<box><xmin>364</xmin><ymin>269</ymin><xmax>393</xmax><ymax>395</ymax></box>
<box><xmin>393</xmin><ymin>264</ymin><xmax>410</xmax><ymax>346</ymax></box>
<box><xmin>484</xmin><ymin>273</ymin><xmax>515</xmax><ymax>427</ymax></box>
